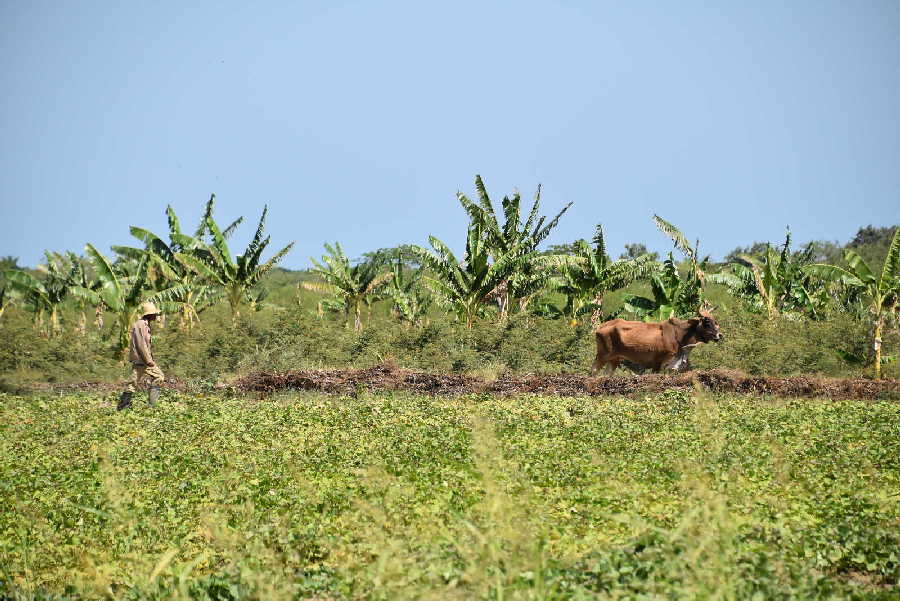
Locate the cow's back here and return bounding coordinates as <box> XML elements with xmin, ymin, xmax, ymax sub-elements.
<box><xmin>595</xmin><ymin>318</ymin><xmax>672</xmax><ymax>359</ymax></box>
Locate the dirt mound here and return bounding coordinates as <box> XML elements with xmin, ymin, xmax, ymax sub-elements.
<box><xmin>28</xmin><ymin>366</ymin><xmax>896</xmax><ymax>400</ymax></box>
<box><xmin>235</xmin><ymin>364</ymin><xmax>900</xmax><ymax>400</ymax></box>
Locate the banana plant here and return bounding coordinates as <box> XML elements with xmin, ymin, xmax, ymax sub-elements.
<box><xmin>621</xmin><ymin>215</ymin><xmax>708</xmax><ymax>320</ymax></box>
<box><xmin>622</xmin><ymin>253</ymin><xmax>702</xmax><ymax>321</ymax></box>
<box><xmin>42</xmin><ymin>251</ymin><xmax>103</xmax><ymax>335</ymax></box>
<box><xmin>553</xmin><ymin>224</ymin><xmax>656</xmax><ymax>326</ymax></box>
<box><xmin>4</xmin><ymin>252</ymin><xmax>80</xmax><ymax>336</ymax></box>
<box><xmin>112</xmin><ymin>198</ymin><xmax>236</xmax><ymax>330</ymax></box>
<box><xmin>71</xmin><ymin>245</ymin><xmax>153</xmax><ymax>354</ymax></box>
<box><xmin>385</xmin><ymin>251</ymin><xmax>431</xmax><ymax>326</ymax></box>
<box><xmin>507</xmin><ymin>258</ymin><xmax>556</xmax><ymax>316</ymax></box>
<box><xmin>457</xmin><ymin>174</ymin><xmax>572</xmax><ymax>318</ymax></box>
<box><xmin>708</xmin><ymin>229</ymin><xmax>825</xmax><ymax>319</ymax></box>
<box><xmin>302</xmin><ymin>242</ymin><xmax>392</xmax><ymax>331</ymax></box>
<box><xmin>4</xmin><ymin>270</ymin><xmax>56</xmax><ymax>335</ymax></box>
<box><xmin>177</xmin><ymin>204</ymin><xmax>293</xmax><ymax>324</ymax></box>
<box><xmin>409</xmin><ymin>223</ymin><xmax>536</xmax><ymax>328</ymax></box>
<box><xmin>706</xmin><ymin>263</ymin><xmax>761</xmax><ymax>312</ymax></box>
<box><xmin>805</xmin><ymin>228</ymin><xmax>900</xmax><ymax>379</ymax></box>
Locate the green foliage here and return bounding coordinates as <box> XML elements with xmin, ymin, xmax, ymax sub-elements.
<box><xmin>2</xmin><ymin>390</ymin><xmax>897</xmax><ymax>599</ymax></box>
<box><xmin>724</xmin><ymin>240</ymin><xmax>771</xmax><ymax>264</ymax></box>
<box><xmin>709</xmin><ymin>228</ymin><xmax>827</xmax><ymax>319</ymax></box>
<box><xmin>304</xmin><ymin>242</ymin><xmax>392</xmax><ymax>331</ymax></box>
<box><xmin>806</xmin><ymin>226</ymin><xmax>900</xmax><ymax>378</ymax></box>
<box><xmin>385</xmin><ymin>251</ymin><xmax>431</xmax><ymax>326</ymax></box>
<box><xmin>2</xmin><ymin>184</ymin><xmax>900</xmax><ymax>383</ymax></box>
<box><xmin>457</xmin><ymin>174</ymin><xmax>572</xmax><ymax>258</ymax></box>
<box><xmin>622</xmin><ymin>216</ymin><xmax>708</xmax><ymax>321</ymax></box>
<box><xmin>619</xmin><ymin>242</ymin><xmax>658</xmax><ymax>261</ymax></box>
<box><xmin>552</xmin><ymin>224</ymin><xmax>655</xmax><ymax>324</ymax></box>
<box><xmin>0</xmin><ymin>256</ymin><xmax>21</xmax><ymax>272</ymax></box>
<box><xmin>73</xmin><ymin>244</ymin><xmax>152</xmax><ymax>354</ymax></box>
<box><xmin>112</xmin><ymin>199</ymin><xmax>225</xmax><ymax>330</ymax></box>
<box><xmin>3</xmin><ymin>278</ymin><xmax>900</xmax><ymax>387</ymax></box>
<box><xmin>357</xmin><ymin>244</ymin><xmax>423</xmax><ymax>269</ymax></box>
<box><xmin>410</xmin><ymin>224</ymin><xmax>536</xmax><ymax>327</ymax></box>
<box><xmin>5</xmin><ymin>252</ymin><xmax>87</xmax><ymax>336</ymax></box>
<box><xmin>179</xmin><ymin>198</ymin><xmax>294</xmax><ymax>322</ymax></box>
<box><xmin>849</xmin><ymin>224</ymin><xmax>898</xmax><ymax>254</ymax></box>
<box><xmin>457</xmin><ymin>174</ymin><xmax>572</xmax><ymax>317</ymax></box>
<box><xmin>623</xmin><ymin>253</ymin><xmax>702</xmax><ymax>321</ymax></box>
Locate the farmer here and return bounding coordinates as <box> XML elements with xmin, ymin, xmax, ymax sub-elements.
<box><xmin>117</xmin><ymin>301</ymin><xmax>165</xmax><ymax>410</ymax></box>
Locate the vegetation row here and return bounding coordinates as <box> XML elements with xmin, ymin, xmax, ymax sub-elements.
<box><xmin>0</xmin><ymin>175</ymin><xmax>898</xmax><ymax>383</ymax></box>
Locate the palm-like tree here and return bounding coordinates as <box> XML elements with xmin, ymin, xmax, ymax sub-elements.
<box><xmin>178</xmin><ymin>203</ymin><xmax>293</xmax><ymax>323</ymax></box>
<box><xmin>385</xmin><ymin>251</ymin><xmax>431</xmax><ymax>326</ymax></box>
<box><xmin>4</xmin><ymin>270</ymin><xmax>58</xmax><ymax>335</ymax></box>
<box><xmin>507</xmin><ymin>258</ymin><xmax>556</xmax><ymax>316</ymax></box>
<box><xmin>805</xmin><ymin>228</ymin><xmax>900</xmax><ymax>379</ymax></box>
<box><xmin>708</xmin><ymin>229</ymin><xmax>825</xmax><ymax>319</ymax></box>
<box><xmin>112</xmin><ymin>199</ymin><xmax>237</xmax><ymax>330</ymax></box>
<box><xmin>554</xmin><ymin>225</ymin><xmax>656</xmax><ymax>325</ymax></box>
<box><xmin>302</xmin><ymin>242</ymin><xmax>392</xmax><ymax>331</ymax></box>
<box><xmin>46</xmin><ymin>251</ymin><xmax>103</xmax><ymax>335</ymax></box>
<box><xmin>5</xmin><ymin>252</ymin><xmax>79</xmax><ymax>336</ymax></box>
<box><xmin>409</xmin><ymin>223</ymin><xmax>535</xmax><ymax>327</ymax></box>
<box><xmin>71</xmin><ymin>245</ymin><xmax>153</xmax><ymax>353</ymax></box>
<box><xmin>622</xmin><ymin>253</ymin><xmax>702</xmax><ymax>321</ymax></box>
<box><xmin>457</xmin><ymin>175</ymin><xmax>572</xmax><ymax>318</ymax></box>
<box><xmin>622</xmin><ymin>215</ymin><xmax>707</xmax><ymax>320</ymax></box>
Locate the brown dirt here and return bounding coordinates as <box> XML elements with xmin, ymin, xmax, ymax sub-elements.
<box><xmin>29</xmin><ymin>376</ymin><xmax>189</xmax><ymax>394</ymax></box>
<box><xmin>24</xmin><ymin>365</ymin><xmax>897</xmax><ymax>400</ymax></box>
<box><xmin>233</xmin><ymin>364</ymin><xmax>900</xmax><ymax>400</ymax></box>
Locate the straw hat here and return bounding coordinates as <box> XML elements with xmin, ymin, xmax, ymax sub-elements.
<box><xmin>139</xmin><ymin>301</ymin><xmax>161</xmax><ymax>317</ymax></box>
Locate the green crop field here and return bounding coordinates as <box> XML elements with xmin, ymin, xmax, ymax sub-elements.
<box><xmin>2</xmin><ymin>389</ymin><xmax>898</xmax><ymax>600</ymax></box>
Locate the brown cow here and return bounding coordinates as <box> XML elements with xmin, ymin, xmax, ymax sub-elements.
<box><xmin>591</xmin><ymin>310</ymin><xmax>723</xmax><ymax>376</ymax></box>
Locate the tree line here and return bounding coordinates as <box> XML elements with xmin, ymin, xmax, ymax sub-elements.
<box><xmin>1</xmin><ymin>176</ymin><xmax>898</xmax><ymax>378</ymax></box>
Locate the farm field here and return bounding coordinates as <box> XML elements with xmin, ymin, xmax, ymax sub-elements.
<box><xmin>4</xmin><ymin>3</ymin><xmax>900</xmax><ymax>600</ymax></box>
<box><xmin>2</xmin><ymin>388</ymin><xmax>898</xmax><ymax>600</ymax></box>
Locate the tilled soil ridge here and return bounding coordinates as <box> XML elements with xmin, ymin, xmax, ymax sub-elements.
<box><xmin>235</xmin><ymin>364</ymin><xmax>900</xmax><ymax>400</ymax></box>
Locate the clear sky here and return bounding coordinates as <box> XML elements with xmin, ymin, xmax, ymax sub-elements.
<box><xmin>2</xmin><ymin>1</ymin><xmax>898</xmax><ymax>269</ymax></box>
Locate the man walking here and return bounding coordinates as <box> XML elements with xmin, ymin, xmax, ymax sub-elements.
<box><xmin>118</xmin><ymin>301</ymin><xmax>165</xmax><ymax>410</ymax></box>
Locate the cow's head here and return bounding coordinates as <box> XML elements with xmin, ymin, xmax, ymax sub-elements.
<box><xmin>691</xmin><ymin>309</ymin><xmax>723</xmax><ymax>343</ymax></box>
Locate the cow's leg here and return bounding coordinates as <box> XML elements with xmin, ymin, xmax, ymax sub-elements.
<box><xmin>661</xmin><ymin>352</ymin><xmax>683</xmax><ymax>372</ymax></box>
<box><xmin>591</xmin><ymin>354</ymin><xmax>607</xmax><ymax>376</ymax></box>
<box><xmin>605</xmin><ymin>359</ymin><xmax>620</xmax><ymax>376</ymax></box>
<box><xmin>652</xmin><ymin>354</ymin><xmax>674</xmax><ymax>373</ymax></box>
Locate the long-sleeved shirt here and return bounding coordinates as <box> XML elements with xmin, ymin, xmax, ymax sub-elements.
<box><xmin>128</xmin><ymin>318</ymin><xmax>154</xmax><ymax>365</ymax></box>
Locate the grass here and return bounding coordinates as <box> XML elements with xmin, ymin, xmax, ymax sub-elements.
<box><xmin>2</xmin><ymin>388</ymin><xmax>898</xmax><ymax>599</ymax></box>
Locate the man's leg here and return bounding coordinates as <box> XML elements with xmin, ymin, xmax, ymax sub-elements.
<box><xmin>145</xmin><ymin>365</ymin><xmax>165</xmax><ymax>407</ymax></box>
<box><xmin>117</xmin><ymin>364</ymin><xmax>141</xmax><ymax>411</ymax></box>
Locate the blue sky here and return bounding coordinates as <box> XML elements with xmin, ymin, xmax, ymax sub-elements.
<box><xmin>2</xmin><ymin>1</ymin><xmax>898</xmax><ymax>269</ymax></box>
